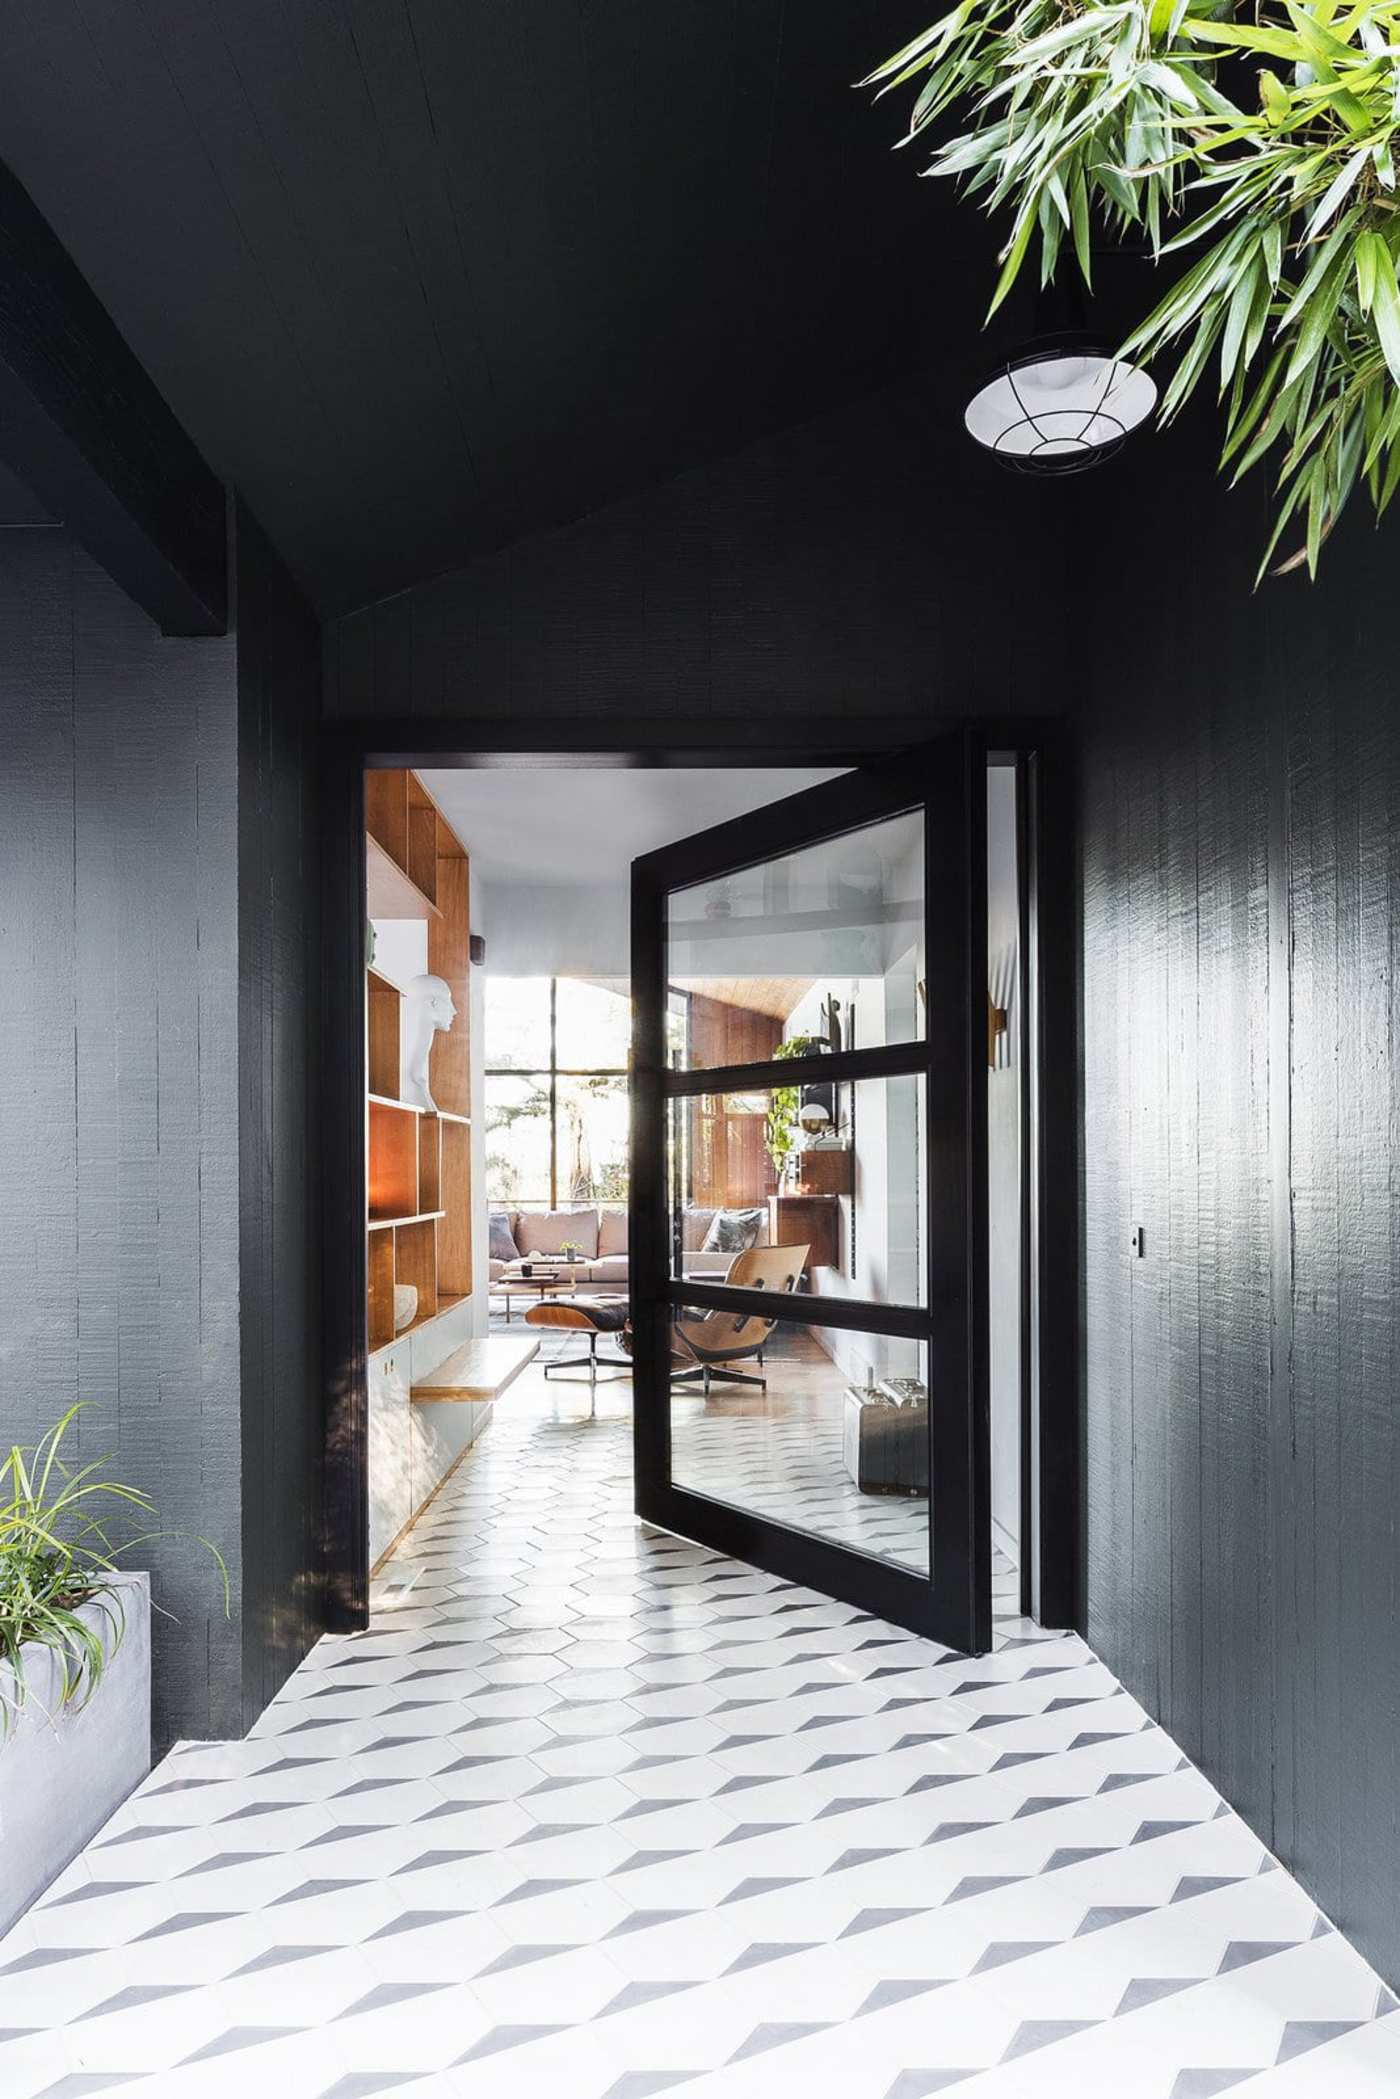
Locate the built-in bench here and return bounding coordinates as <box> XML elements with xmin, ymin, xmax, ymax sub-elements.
<box><xmin>411</xmin><ymin>1334</ymin><xmax>540</xmax><ymax>1404</ymax></box>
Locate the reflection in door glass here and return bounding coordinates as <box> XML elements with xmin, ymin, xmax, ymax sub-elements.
<box><xmin>669</xmin><ymin>1318</ymin><xmax>929</xmax><ymax>1575</ymax></box>
<box><xmin>666</xmin><ymin>1075</ymin><xmax>925</xmax><ymax>1308</ymax></box>
<box><xmin>666</xmin><ymin>809</ymin><xmax>925</xmax><ymax>1069</ymax></box>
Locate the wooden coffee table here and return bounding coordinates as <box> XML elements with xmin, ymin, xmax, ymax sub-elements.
<box><xmin>497</xmin><ymin>1268</ymin><xmax>581</xmax><ymax>1321</ymax></box>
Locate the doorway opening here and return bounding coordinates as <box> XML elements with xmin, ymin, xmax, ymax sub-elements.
<box><xmin>324</xmin><ymin>736</ymin><xmax>1078</xmax><ymax>1652</ymax></box>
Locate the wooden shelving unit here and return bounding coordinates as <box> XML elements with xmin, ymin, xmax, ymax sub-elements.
<box><xmin>366</xmin><ymin>769</ymin><xmax>474</xmax><ymax>1353</ymax></box>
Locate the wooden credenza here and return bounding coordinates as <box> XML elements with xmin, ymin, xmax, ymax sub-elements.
<box><xmin>768</xmin><ymin>1193</ymin><xmax>841</xmax><ymax>1275</ymax></box>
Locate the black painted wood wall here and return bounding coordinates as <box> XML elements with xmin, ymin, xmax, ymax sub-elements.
<box><xmin>0</xmin><ymin>517</ymin><xmax>324</xmax><ymax>1750</ymax></box>
<box><xmin>0</xmin><ymin>531</ymin><xmax>244</xmax><ymax>1744</ymax></box>
<box><xmin>1076</xmin><ymin>414</ymin><xmax>1400</xmax><ymax>1987</ymax></box>
<box><xmin>234</xmin><ymin>502</ymin><xmax>324</xmax><ymax>1730</ymax></box>
<box><xmin>324</xmin><ymin>376</ymin><xmax>1067</xmax><ymax>734</ymax></box>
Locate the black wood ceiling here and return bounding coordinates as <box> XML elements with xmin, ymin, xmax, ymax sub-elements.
<box><xmin>0</xmin><ymin>1</ymin><xmax>995</xmax><ymax>617</ymax></box>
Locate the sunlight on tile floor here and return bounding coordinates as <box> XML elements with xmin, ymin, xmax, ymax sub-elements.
<box><xmin>0</xmin><ymin>1375</ymin><xmax>1395</xmax><ymax>2099</ymax></box>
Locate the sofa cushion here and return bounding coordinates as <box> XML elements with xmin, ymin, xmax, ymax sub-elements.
<box><xmin>517</xmin><ymin>1207</ymin><xmax>600</xmax><ymax>1258</ymax></box>
<box><xmin>598</xmin><ymin>1208</ymin><xmax>628</xmax><ymax>1257</ymax></box>
<box><xmin>587</xmin><ymin>1254</ymin><xmax>630</xmax><ymax>1285</ymax></box>
<box><xmin>702</xmin><ymin>1206</ymin><xmax>766</xmax><ymax>1255</ymax></box>
<box><xmin>681</xmin><ymin>1207</ymin><xmax>715</xmax><ymax>1251</ymax></box>
<box><xmin>683</xmin><ymin>1250</ymin><xmax>739</xmax><ymax>1277</ymax></box>
<box><xmin>489</xmin><ymin>1210</ymin><xmax>520</xmax><ymax>1263</ymax></box>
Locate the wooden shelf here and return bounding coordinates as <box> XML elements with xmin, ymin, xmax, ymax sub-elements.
<box><xmin>412</xmin><ymin>1336</ymin><xmax>540</xmax><ymax>1404</ymax></box>
<box><xmin>367</xmin><ymin>973</ymin><xmax>403</xmax><ymax>1100</ymax></box>
<box><xmin>365</xmin><ymin>767</ymin><xmax>474</xmax><ymax>1358</ymax></box>
<box><xmin>368</xmin><ymin>1098</ymin><xmax>418</xmax><ymax>1219</ymax></box>
<box><xmin>368</xmin><ymin>1291</ymin><xmax>471</xmax><ymax>1359</ymax></box>
<box><xmin>367</xmin><ymin>833</ymin><xmax>440</xmax><ymax>922</ymax></box>
<box><xmin>397</xmin><ymin>1290</ymin><xmax>468</xmax><ymax>1344</ymax></box>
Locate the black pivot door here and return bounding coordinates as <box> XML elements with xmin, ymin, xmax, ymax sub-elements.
<box><xmin>629</xmin><ymin>742</ymin><xmax>990</xmax><ymax>1654</ymax></box>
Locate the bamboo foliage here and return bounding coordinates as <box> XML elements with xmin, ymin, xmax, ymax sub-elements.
<box><xmin>866</xmin><ymin>0</ymin><xmax>1400</xmax><ymax>575</ymax></box>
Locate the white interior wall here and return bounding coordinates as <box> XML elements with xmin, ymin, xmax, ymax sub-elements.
<box><xmin>469</xmin><ymin>877</ymin><xmax>490</xmax><ymax>1335</ymax></box>
<box><xmin>486</xmin><ymin>878</ymin><xmax>628</xmax><ymax>977</ymax></box>
<box><xmin>370</xmin><ymin>916</ymin><xmax>427</xmax><ymax>992</ymax></box>
<box><xmin>784</xmin><ymin>968</ymin><xmax>922</xmax><ymax>1393</ymax></box>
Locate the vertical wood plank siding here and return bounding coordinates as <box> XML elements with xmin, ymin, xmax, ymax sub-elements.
<box><xmin>1078</xmin><ymin>446</ymin><xmax>1400</xmax><ymax>1988</ymax></box>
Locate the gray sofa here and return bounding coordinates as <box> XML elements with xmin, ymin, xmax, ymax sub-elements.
<box><xmin>489</xmin><ymin>1204</ymin><xmax>770</xmax><ymax>1292</ymax></box>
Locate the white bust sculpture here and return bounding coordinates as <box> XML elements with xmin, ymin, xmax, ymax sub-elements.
<box><xmin>402</xmin><ymin>973</ymin><xmax>456</xmax><ymax>1110</ymax></box>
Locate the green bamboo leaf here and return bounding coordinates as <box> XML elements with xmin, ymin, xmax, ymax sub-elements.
<box><xmin>1256</xmin><ymin>473</ymin><xmax>1311</xmax><ymax>580</ymax></box>
<box><xmin>987</xmin><ymin>204</ymin><xmax>1039</xmax><ymax>317</ymax></box>
<box><xmin>1305</xmin><ymin>457</ymin><xmax>1329</xmax><ymax>577</ymax></box>
<box><xmin>1184</xmin><ymin>18</ymin><xmax>1310</xmax><ymax>60</ymax></box>
<box><xmin>1377</xmin><ymin>428</ymin><xmax>1400</xmax><ymax>512</ymax></box>
<box><xmin>1356</xmin><ymin>228</ymin><xmax>1383</xmax><ymax>312</ymax></box>
<box><xmin>1371</xmin><ymin>241</ymin><xmax>1400</xmax><ymax>382</ymax></box>
<box><xmin>1220</xmin><ymin>258</ymin><xmax>1262</xmax><ymax>391</ymax></box>
<box><xmin>1276</xmin><ymin>214</ymin><xmax>1359</xmax><ymax>332</ymax></box>
<box><xmin>1161</xmin><ymin>305</ymin><xmax>1229</xmax><ymax>418</ymax></box>
<box><xmin>1071</xmin><ymin>166</ymin><xmax>1093</xmax><ymax>282</ymax></box>
<box><xmin>1363</xmin><ymin>371</ymin><xmax>1400</xmax><ymax>469</ymax></box>
<box><xmin>1232</xmin><ymin>378</ymin><xmax>1305</xmax><ymax>479</ymax></box>
<box><xmin>860</xmin><ymin>7</ymin><xmax>973</xmax><ymax>88</ymax></box>
<box><xmin>1283</xmin><ymin>251</ymin><xmax>1354</xmax><ymax>388</ymax></box>
<box><xmin>1305</xmin><ymin>146</ymin><xmax>1370</xmax><ymax>237</ymax></box>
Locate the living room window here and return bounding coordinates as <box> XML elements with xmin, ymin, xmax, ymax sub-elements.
<box><xmin>484</xmin><ymin>975</ymin><xmax>630</xmax><ymax>1210</ymax></box>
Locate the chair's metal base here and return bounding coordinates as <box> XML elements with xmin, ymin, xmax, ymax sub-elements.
<box><xmin>542</xmin><ymin>1332</ymin><xmax>632</xmax><ymax>1385</ymax></box>
<box><xmin>672</xmin><ymin>1362</ymin><xmax>767</xmax><ymax>1394</ymax></box>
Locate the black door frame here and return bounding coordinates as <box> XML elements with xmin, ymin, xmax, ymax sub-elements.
<box><xmin>318</xmin><ymin>718</ymin><xmax>1080</xmax><ymax>1643</ymax></box>
<box><xmin>631</xmin><ymin>745</ymin><xmax>986</xmax><ymax>1651</ymax></box>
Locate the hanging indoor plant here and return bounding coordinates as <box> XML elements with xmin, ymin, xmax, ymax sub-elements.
<box><xmin>764</xmin><ymin>1035</ymin><xmax>828</xmax><ymax>1186</ymax></box>
<box><xmin>865</xmin><ymin>0</ymin><xmax>1400</xmax><ymax>575</ymax></box>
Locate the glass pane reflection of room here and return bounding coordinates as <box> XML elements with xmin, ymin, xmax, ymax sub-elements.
<box><xmin>666</xmin><ymin>1075</ymin><xmax>925</xmax><ymax>1309</ymax></box>
<box><xmin>669</xmin><ymin>1319</ymin><xmax>930</xmax><ymax>1576</ymax></box>
<box><xmin>666</xmin><ymin>808</ymin><xmax>925</xmax><ymax>1070</ymax></box>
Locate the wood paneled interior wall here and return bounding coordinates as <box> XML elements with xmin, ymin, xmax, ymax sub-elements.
<box><xmin>1076</xmin><ymin>424</ymin><xmax>1400</xmax><ymax>1990</ymax></box>
<box><xmin>235</xmin><ymin>501</ymin><xmax>325</xmax><ymax>1730</ymax></box>
<box><xmin>0</xmin><ymin>531</ymin><xmax>244</xmax><ymax>1746</ymax></box>
<box><xmin>686</xmin><ymin>994</ymin><xmax>780</xmax><ymax>1210</ymax></box>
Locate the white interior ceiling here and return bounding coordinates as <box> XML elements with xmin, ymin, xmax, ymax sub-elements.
<box><xmin>419</xmin><ymin>767</ymin><xmax>848</xmax><ymax>887</ymax></box>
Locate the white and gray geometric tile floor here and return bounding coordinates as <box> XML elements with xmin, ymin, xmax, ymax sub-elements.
<box><xmin>1</xmin><ymin>1381</ymin><xmax>1396</xmax><ymax>2099</ymax></box>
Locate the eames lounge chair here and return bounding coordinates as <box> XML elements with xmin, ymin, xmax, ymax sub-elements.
<box><xmin>671</xmin><ymin>1242</ymin><xmax>810</xmax><ymax>1394</ymax></box>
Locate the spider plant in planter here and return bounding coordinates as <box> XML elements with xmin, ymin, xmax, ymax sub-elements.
<box><xmin>865</xmin><ymin>0</ymin><xmax>1400</xmax><ymax>576</ymax></box>
<box><xmin>0</xmin><ymin>1403</ymin><xmax>227</xmax><ymax>1738</ymax></box>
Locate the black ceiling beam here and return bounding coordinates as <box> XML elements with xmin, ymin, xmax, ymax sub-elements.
<box><xmin>0</xmin><ymin>158</ymin><xmax>226</xmax><ymax>635</ymax></box>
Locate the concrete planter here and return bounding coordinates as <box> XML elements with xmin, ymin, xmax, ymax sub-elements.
<box><xmin>0</xmin><ymin>1571</ymin><xmax>151</xmax><ymax>1937</ymax></box>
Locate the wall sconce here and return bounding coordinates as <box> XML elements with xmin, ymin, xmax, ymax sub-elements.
<box><xmin>988</xmin><ymin>945</ymin><xmax>1015</xmax><ymax>1070</ymax></box>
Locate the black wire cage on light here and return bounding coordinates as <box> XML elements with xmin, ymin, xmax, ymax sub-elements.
<box><xmin>964</xmin><ymin>329</ymin><xmax>1156</xmax><ymax>475</ymax></box>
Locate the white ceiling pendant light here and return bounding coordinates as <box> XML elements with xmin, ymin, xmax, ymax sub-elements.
<box><xmin>964</xmin><ymin>332</ymin><xmax>1156</xmax><ymax>475</ymax></box>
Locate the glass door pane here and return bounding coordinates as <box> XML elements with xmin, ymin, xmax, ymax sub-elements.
<box><xmin>667</xmin><ymin>1073</ymin><xmax>926</xmax><ymax>1308</ymax></box>
<box><xmin>670</xmin><ymin>1320</ymin><xmax>930</xmax><ymax>1574</ymax></box>
<box><xmin>667</xmin><ymin>807</ymin><xmax>926</xmax><ymax>1067</ymax></box>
